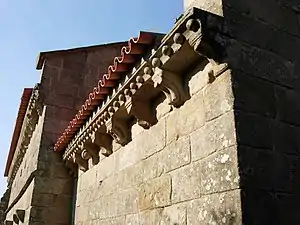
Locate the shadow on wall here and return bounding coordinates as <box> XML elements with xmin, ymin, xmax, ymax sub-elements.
<box><xmin>216</xmin><ymin>0</ymin><xmax>300</xmax><ymax>224</ymax></box>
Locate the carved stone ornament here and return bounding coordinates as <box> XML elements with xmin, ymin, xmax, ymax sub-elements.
<box><xmin>151</xmin><ymin>65</ymin><xmax>187</xmax><ymax>107</ymax></box>
<box><xmin>8</xmin><ymin>84</ymin><xmax>43</xmax><ymax>187</ymax></box>
<box><xmin>62</xmin><ymin>7</ymin><xmax>228</xmax><ymax>172</ymax></box>
<box><xmin>106</xmin><ymin>117</ymin><xmax>131</xmax><ymax>146</ymax></box>
<box><xmin>125</xmin><ymin>97</ymin><xmax>157</xmax><ymax>129</ymax></box>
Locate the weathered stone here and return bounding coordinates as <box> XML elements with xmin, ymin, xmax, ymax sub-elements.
<box><xmin>166</xmin><ymin>90</ymin><xmax>205</xmax><ymax>143</ymax></box>
<box><xmin>117</xmin><ymin>188</ymin><xmax>139</xmax><ymax>216</ymax></box>
<box><xmin>135</xmin><ymin>119</ymin><xmax>166</xmax><ymax>159</ymax></box>
<box><xmin>114</xmin><ymin>141</ymin><xmax>137</xmax><ymax>173</ymax></box>
<box><xmin>201</xmin><ymin>146</ymin><xmax>239</xmax><ymax>194</ymax></box>
<box><xmin>188</xmin><ymin>60</ymin><xmax>212</xmax><ymax>96</ymax></box>
<box><xmin>203</xmin><ymin>70</ymin><xmax>233</xmax><ymax>121</ymax></box>
<box><xmin>187</xmin><ymin>190</ymin><xmax>241</xmax><ymax>225</ymax></box>
<box><xmin>171</xmin><ymin>161</ymin><xmax>201</xmax><ymax>203</ymax></box>
<box><xmin>139</xmin><ymin>208</ymin><xmax>164</xmax><ymax>225</ymax></box>
<box><xmin>94</xmin><ymin>216</ymin><xmax>125</xmax><ymax>225</ymax></box>
<box><xmin>125</xmin><ymin>213</ymin><xmax>139</xmax><ymax>225</ymax></box>
<box><xmin>161</xmin><ymin>202</ymin><xmax>187</xmax><ymax>225</ymax></box>
<box><xmin>225</xmin><ymin>38</ymin><xmax>296</xmax><ymax>87</ymax></box>
<box><xmin>95</xmin><ymin>154</ymin><xmax>115</xmax><ymax>182</ymax></box>
<box><xmin>161</xmin><ymin>135</ymin><xmax>191</xmax><ymax>173</ymax></box>
<box><xmin>138</xmin><ymin>175</ymin><xmax>171</xmax><ymax>210</ymax></box>
<box><xmin>190</xmin><ymin>111</ymin><xmax>236</xmax><ymax>161</ymax></box>
<box><xmin>155</xmin><ymin>97</ymin><xmax>172</xmax><ymax>120</ymax></box>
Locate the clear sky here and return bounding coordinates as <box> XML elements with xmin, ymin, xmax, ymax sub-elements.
<box><xmin>0</xmin><ymin>0</ymin><xmax>183</xmax><ymax>195</ymax></box>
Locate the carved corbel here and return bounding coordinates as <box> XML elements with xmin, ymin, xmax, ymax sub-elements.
<box><xmin>125</xmin><ymin>97</ymin><xmax>157</xmax><ymax>129</ymax></box>
<box><xmin>151</xmin><ymin>58</ymin><xmax>188</xmax><ymax>107</ymax></box>
<box><xmin>91</xmin><ymin>130</ymin><xmax>113</xmax><ymax>157</ymax></box>
<box><xmin>106</xmin><ymin>117</ymin><xmax>131</xmax><ymax>146</ymax></box>
<box><xmin>72</xmin><ymin>152</ymin><xmax>88</xmax><ymax>172</ymax></box>
<box><xmin>83</xmin><ymin>141</ymin><xmax>100</xmax><ymax>164</ymax></box>
<box><xmin>185</xmin><ymin>18</ymin><xmax>229</xmax><ymax>81</ymax></box>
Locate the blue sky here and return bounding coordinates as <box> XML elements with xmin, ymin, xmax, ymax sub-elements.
<box><xmin>0</xmin><ymin>0</ymin><xmax>183</xmax><ymax>194</ymax></box>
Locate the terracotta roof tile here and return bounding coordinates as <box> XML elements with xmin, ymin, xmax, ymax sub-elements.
<box><xmin>54</xmin><ymin>31</ymin><xmax>157</xmax><ymax>152</ymax></box>
<box><xmin>4</xmin><ymin>88</ymin><xmax>33</xmax><ymax>176</ymax></box>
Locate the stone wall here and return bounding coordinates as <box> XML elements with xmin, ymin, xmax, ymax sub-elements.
<box><xmin>5</xmin><ymin>108</ymin><xmax>45</xmax><ymax>223</ymax></box>
<box><xmin>40</xmin><ymin>43</ymin><xmax>125</xmax><ymax>144</ymax></box>
<box><xmin>186</xmin><ymin>0</ymin><xmax>300</xmax><ymax>224</ymax></box>
<box><xmin>74</xmin><ymin>58</ymin><xmax>241</xmax><ymax>224</ymax></box>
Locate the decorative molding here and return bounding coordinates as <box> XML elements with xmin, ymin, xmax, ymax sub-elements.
<box><xmin>7</xmin><ymin>84</ymin><xmax>43</xmax><ymax>187</ymax></box>
<box><xmin>62</xmin><ymin>7</ymin><xmax>230</xmax><ymax>172</ymax></box>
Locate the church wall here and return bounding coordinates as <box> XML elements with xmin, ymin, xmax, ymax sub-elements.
<box><xmin>5</xmin><ymin>108</ymin><xmax>45</xmax><ymax>223</ymax></box>
<box><xmin>185</xmin><ymin>0</ymin><xmax>300</xmax><ymax>224</ymax></box>
<box><xmin>40</xmin><ymin>43</ymin><xmax>126</xmax><ymax>145</ymax></box>
<box><xmin>74</xmin><ymin>60</ymin><xmax>241</xmax><ymax>224</ymax></box>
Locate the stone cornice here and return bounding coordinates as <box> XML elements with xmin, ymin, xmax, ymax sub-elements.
<box><xmin>7</xmin><ymin>84</ymin><xmax>43</xmax><ymax>187</ymax></box>
<box><xmin>63</xmin><ymin>7</ymin><xmax>228</xmax><ymax>173</ymax></box>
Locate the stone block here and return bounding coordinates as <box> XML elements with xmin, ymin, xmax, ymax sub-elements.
<box><xmin>78</xmin><ymin>165</ymin><xmax>97</xmax><ymax>191</ymax></box>
<box><xmin>201</xmin><ymin>146</ymin><xmax>239</xmax><ymax>194</ymax></box>
<box><xmin>191</xmin><ymin>110</ymin><xmax>236</xmax><ymax>161</ymax></box>
<box><xmin>138</xmin><ymin>175</ymin><xmax>171</xmax><ymax>210</ymax></box>
<box><xmin>232</xmin><ymin>71</ymin><xmax>276</xmax><ymax>118</ymax></box>
<box><xmin>125</xmin><ymin>213</ymin><xmax>139</xmax><ymax>225</ymax></box>
<box><xmin>139</xmin><ymin>208</ymin><xmax>164</xmax><ymax>225</ymax></box>
<box><xmin>166</xmin><ymin>91</ymin><xmax>205</xmax><ymax>143</ymax></box>
<box><xmin>171</xmin><ymin>161</ymin><xmax>201</xmax><ymax>203</ymax></box>
<box><xmin>187</xmin><ymin>60</ymin><xmax>211</xmax><ymax>96</ymax></box>
<box><xmin>94</xmin><ymin>216</ymin><xmax>125</xmax><ymax>225</ymax></box>
<box><xmin>131</xmin><ymin>122</ymin><xmax>145</xmax><ymax>138</ymax></box>
<box><xmin>273</xmin><ymin>122</ymin><xmax>300</xmax><ymax>156</ymax></box>
<box><xmin>124</xmin><ymin>151</ymin><xmax>165</xmax><ymax>190</ymax></box>
<box><xmin>235</xmin><ymin>111</ymin><xmax>273</xmax><ymax>149</ymax></box>
<box><xmin>276</xmin><ymin>87</ymin><xmax>300</xmax><ymax>126</ymax></box>
<box><xmin>223</xmin><ymin>0</ymin><xmax>299</xmax><ymax>36</ymax></box>
<box><xmin>161</xmin><ymin>135</ymin><xmax>191</xmax><ymax>173</ymax></box>
<box><xmin>33</xmin><ymin>177</ymin><xmax>73</xmax><ymax>196</ymax></box>
<box><xmin>187</xmin><ymin>190</ymin><xmax>242</xmax><ymax>225</ymax></box>
<box><xmin>161</xmin><ymin>202</ymin><xmax>187</xmax><ymax>225</ymax></box>
<box><xmin>155</xmin><ymin>96</ymin><xmax>172</xmax><ymax>120</ymax></box>
<box><xmin>31</xmin><ymin>193</ymin><xmax>56</xmax><ymax>207</ymax></box>
<box><xmin>117</xmin><ymin>188</ymin><xmax>139</xmax><ymax>216</ymax></box>
<box><xmin>203</xmin><ymin>70</ymin><xmax>233</xmax><ymax>121</ymax></box>
<box><xmin>224</xmin><ymin>38</ymin><xmax>296</xmax><ymax>87</ymax></box>
<box><xmin>237</xmin><ymin>146</ymin><xmax>274</xmax><ymax>191</ymax></box>
<box><xmin>135</xmin><ymin>118</ymin><xmax>166</xmax><ymax>159</ymax></box>
<box><xmin>95</xmin><ymin>154</ymin><xmax>115</xmax><ymax>182</ymax></box>
<box><xmin>45</xmin><ymin>57</ymin><xmax>63</xmax><ymax>68</ymax></box>
<box><xmin>114</xmin><ymin>141</ymin><xmax>137</xmax><ymax>173</ymax></box>
<box><xmin>184</xmin><ymin>0</ymin><xmax>223</xmax><ymax>16</ymax></box>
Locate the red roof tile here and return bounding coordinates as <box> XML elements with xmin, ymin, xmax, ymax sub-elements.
<box><xmin>54</xmin><ymin>31</ymin><xmax>156</xmax><ymax>152</ymax></box>
<box><xmin>4</xmin><ymin>88</ymin><xmax>33</xmax><ymax>176</ymax></box>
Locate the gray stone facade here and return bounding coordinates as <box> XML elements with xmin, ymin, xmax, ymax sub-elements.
<box><xmin>3</xmin><ymin>0</ymin><xmax>300</xmax><ymax>224</ymax></box>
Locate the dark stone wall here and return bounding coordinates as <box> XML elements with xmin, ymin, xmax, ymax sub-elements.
<box><xmin>186</xmin><ymin>0</ymin><xmax>300</xmax><ymax>224</ymax></box>
<box><xmin>40</xmin><ymin>43</ymin><xmax>126</xmax><ymax>144</ymax></box>
<box><xmin>191</xmin><ymin>0</ymin><xmax>300</xmax><ymax>224</ymax></box>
